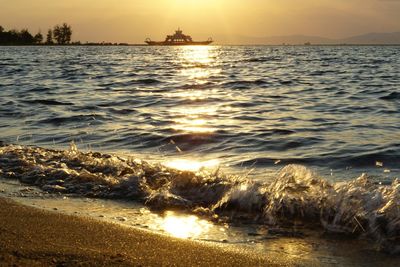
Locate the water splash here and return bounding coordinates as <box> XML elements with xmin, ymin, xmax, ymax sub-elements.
<box><xmin>0</xmin><ymin>144</ymin><xmax>398</xmax><ymax>253</ymax></box>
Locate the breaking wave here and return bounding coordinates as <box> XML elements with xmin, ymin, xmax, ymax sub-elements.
<box><xmin>0</xmin><ymin>143</ymin><xmax>399</xmax><ymax>254</ymax></box>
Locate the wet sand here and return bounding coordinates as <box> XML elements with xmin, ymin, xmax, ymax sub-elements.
<box><xmin>0</xmin><ymin>197</ymin><xmax>289</xmax><ymax>266</ymax></box>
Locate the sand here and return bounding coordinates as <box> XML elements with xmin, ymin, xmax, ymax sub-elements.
<box><xmin>0</xmin><ymin>197</ymin><xmax>290</xmax><ymax>266</ymax></box>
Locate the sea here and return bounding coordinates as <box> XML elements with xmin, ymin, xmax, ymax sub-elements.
<box><xmin>0</xmin><ymin>45</ymin><xmax>399</xmax><ymax>265</ymax></box>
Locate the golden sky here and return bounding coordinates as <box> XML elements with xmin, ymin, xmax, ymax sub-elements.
<box><xmin>1</xmin><ymin>0</ymin><xmax>399</xmax><ymax>43</ymax></box>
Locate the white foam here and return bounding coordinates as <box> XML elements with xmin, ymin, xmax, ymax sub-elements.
<box><xmin>0</xmin><ymin>144</ymin><xmax>398</xmax><ymax>253</ymax></box>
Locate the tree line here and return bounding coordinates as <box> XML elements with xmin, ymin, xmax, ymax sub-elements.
<box><xmin>0</xmin><ymin>23</ymin><xmax>72</xmax><ymax>45</ymax></box>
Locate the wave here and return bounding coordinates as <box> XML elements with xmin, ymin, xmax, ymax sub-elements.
<box><xmin>101</xmin><ymin>78</ymin><xmax>162</xmax><ymax>87</ymax></box>
<box><xmin>178</xmin><ymin>82</ymin><xmax>215</xmax><ymax>90</ymax></box>
<box><xmin>0</xmin><ymin>143</ymin><xmax>398</xmax><ymax>254</ymax></box>
<box><xmin>162</xmin><ymin>132</ymin><xmax>219</xmax><ymax>147</ymax></box>
<box><xmin>133</xmin><ymin>78</ymin><xmax>162</xmax><ymax>85</ymax></box>
<box><xmin>244</xmin><ymin>56</ymin><xmax>282</xmax><ymax>63</ymax></box>
<box><xmin>380</xmin><ymin>92</ymin><xmax>400</xmax><ymax>101</ymax></box>
<box><xmin>28</xmin><ymin>87</ymin><xmax>52</xmax><ymax>93</ymax></box>
<box><xmin>222</xmin><ymin>79</ymin><xmax>269</xmax><ymax>89</ymax></box>
<box><xmin>37</xmin><ymin>114</ymin><xmax>108</xmax><ymax>126</ymax></box>
<box><xmin>106</xmin><ymin>107</ymin><xmax>138</xmax><ymax>115</ymax></box>
<box><xmin>21</xmin><ymin>99</ymin><xmax>74</xmax><ymax>106</ymax></box>
<box><xmin>332</xmin><ymin>149</ymin><xmax>400</xmax><ymax>168</ymax></box>
<box><xmin>236</xmin><ymin>147</ymin><xmax>400</xmax><ymax>168</ymax></box>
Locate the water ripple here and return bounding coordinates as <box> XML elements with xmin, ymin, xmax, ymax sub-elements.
<box><xmin>0</xmin><ymin>45</ymin><xmax>399</xmax><ymax>180</ymax></box>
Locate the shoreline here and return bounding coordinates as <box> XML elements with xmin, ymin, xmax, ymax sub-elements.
<box><xmin>1</xmin><ymin>44</ymin><xmax>400</xmax><ymax>47</ymax></box>
<box><xmin>1</xmin><ymin>189</ymin><xmax>400</xmax><ymax>267</ymax></box>
<box><xmin>0</xmin><ymin>197</ymin><xmax>286</xmax><ymax>266</ymax></box>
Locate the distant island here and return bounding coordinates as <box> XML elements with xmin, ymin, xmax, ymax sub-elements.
<box><xmin>221</xmin><ymin>32</ymin><xmax>400</xmax><ymax>45</ymax></box>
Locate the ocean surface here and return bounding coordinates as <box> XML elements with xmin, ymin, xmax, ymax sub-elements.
<box><xmin>0</xmin><ymin>45</ymin><xmax>399</xmax><ymax>258</ymax></box>
<box><xmin>0</xmin><ymin>45</ymin><xmax>399</xmax><ymax>180</ymax></box>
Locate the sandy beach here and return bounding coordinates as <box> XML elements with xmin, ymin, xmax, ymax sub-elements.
<box><xmin>0</xmin><ymin>197</ymin><xmax>290</xmax><ymax>266</ymax></box>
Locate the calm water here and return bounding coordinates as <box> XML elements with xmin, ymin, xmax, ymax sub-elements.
<box><xmin>0</xmin><ymin>45</ymin><xmax>399</xmax><ymax>180</ymax></box>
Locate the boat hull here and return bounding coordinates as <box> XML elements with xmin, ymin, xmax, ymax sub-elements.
<box><xmin>146</xmin><ymin>41</ymin><xmax>213</xmax><ymax>46</ymax></box>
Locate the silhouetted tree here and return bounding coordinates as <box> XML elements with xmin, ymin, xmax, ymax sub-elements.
<box><xmin>18</xmin><ymin>29</ymin><xmax>34</xmax><ymax>44</ymax></box>
<box><xmin>46</xmin><ymin>29</ymin><xmax>54</xmax><ymax>44</ymax></box>
<box><xmin>62</xmin><ymin>23</ymin><xmax>73</xmax><ymax>44</ymax></box>
<box><xmin>53</xmin><ymin>23</ymin><xmax>72</xmax><ymax>45</ymax></box>
<box><xmin>0</xmin><ymin>23</ymin><xmax>72</xmax><ymax>45</ymax></box>
<box><xmin>0</xmin><ymin>23</ymin><xmax>76</xmax><ymax>45</ymax></box>
<box><xmin>0</xmin><ymin>27</ymin><xmax>37</xmax><ymax>45</ymax></box>
<box><xmin>8</xmin><ymin>29</ymin><xmax>20</xmax><ymax>44</ymax></box>
<box><xmin>53</xmin><ymin>26</ymin><xmax>61</xmax><ymax>44</ymax></box>
<box><xmin>34</xmin><ymin>32</ymin><xmax>43</xmax><ymax>44</ymax></box>
<box><xmin>0</xmin><ymin>26</ymin><xmax>4</xmax><ymax>43</ymax></box>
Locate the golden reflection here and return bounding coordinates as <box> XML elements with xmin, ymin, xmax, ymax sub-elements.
<box><xmin>172</xmin><ymin>117</ymin><xmax>216</xmax><ymax>133</ymax></box>
<box><xmin>160</xmin><ymin>211</ymin><xmax>212</xmax><ymax>239</ymax></box>
<box><xmin>164</xmin><ymin>158</ymin><xmax>220</xmax><ymax>172</ymax></box>
<box><xmin>168</xmin><ymin>46</ymin><xmax>224</xmax><ymax>134</ymax></box>
<box><xmin>172</xmin><ymin>125</ymin><xmax>216</xmax><ymax>133</ymax></box>
<box><xmin>177</xmin><ymin>46</ymin><xmax>220</xmax><ymax>84</ymax></box>
<box><xmin>169</xmin><ymin>104</ymin><xmax>233</xmax><ymax>133</ymax></box>
<box><xmin>167</xmin><ymin>90</ymin><xmax>208</xmax><ymax>101</ymax></box>
<box><xmin>172</xmin><ymin>105</ymin><xmax>218</xmax><ymax>116</ymax></box>
<box><xmin>170</xmin><ymin>104</ymin><xmax>217</xmax><ymax>133</ymax></box>
<box><xmin>240</xmin><ymin>183</ymin><xmax>249</xmax><ymax>191</ymax></box>
<box><xmin>179</xmin><ymin>46</ymin><xmax>214</xmax><ymax>65</ymax></box>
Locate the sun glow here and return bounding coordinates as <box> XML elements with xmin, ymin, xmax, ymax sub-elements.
<box><xmin>164</xmin><ymin>159</ymin><xmax>220</xmax><ymax>172</ymax></box>
<box><xmin>171</xmin><ymin>118</ymin><xmax>215</xmax><ymax>133</ymax></box>
<box><xmin>160</xmin><ymin>211</ymin><xmax>212</xmax><ymax>239</ymax></box>
<box><xmin>176</xmin><ymin>46</ymin><xmax>220</xmax><ymax>84</ymax></box>
<box><xmin>170</xmin><ymin>105</ymin><xmax>219</xmax><ymax>133</ymax></box>
<box><xmin>165</xmin><ymin>46</ymin><xmax>224</xmax><ymax>134</ymax></box>
<box><xmin>178</xmin><ymin>46</ymin><xmax>214</xmax><ymax>65</ymax></box>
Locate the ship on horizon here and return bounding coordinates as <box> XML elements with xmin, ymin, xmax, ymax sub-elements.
<box><xmin>145</xmin><ymin>29</ymin><xmax>213</xmax><ymax>46</ymax></box>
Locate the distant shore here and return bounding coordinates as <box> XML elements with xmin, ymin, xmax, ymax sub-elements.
<box><xmin>1</xmin><ymin>43</ymin><xmax>400</xmax><ymax>46</ymax></box>
<box><xmin>0</xmin><ymin>43</ymin><xmax>147</xmax><ymax>46</ymax></box>
<box><xmin>0</xmin><ymin>197</ymin><xmax>284</xmax><ymax>267</ymax></box>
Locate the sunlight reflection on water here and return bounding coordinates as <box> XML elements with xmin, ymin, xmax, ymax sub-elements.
<box><xmin>159</xmin><ymin>211</ymin><xmax>212</xmax><ymax>239</ymax></box>
<box><xmin>164</xmin><ymin>158</ymin><xmax>220</xmax><ymax>172</ymax></box>
<box><xmin>2</xmin><ymin>46</ymin><xmax>399</xmax><ymax>180</ymax></box>
<box><xmin>169</xmin><ymin>46</ymin><xmax>223</xmax><ymax>134</ymax></box>
<box><xmin>177</xmin><ymin>46</ymin><xmax>220</xmax><ymax>83</ymax></box>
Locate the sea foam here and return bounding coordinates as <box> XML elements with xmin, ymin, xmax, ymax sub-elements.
<box><xmin>0</xmin><ymin>143</ymin><xmax>398</xmax><ymax>254</ymax></box>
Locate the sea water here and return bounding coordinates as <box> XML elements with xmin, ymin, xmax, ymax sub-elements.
<box><xmin>0</xmin><ymin>46</ymin><xmax>399</xmax><ymax>261</ymax></box>
<box><xmin>1</xmin><ymin>45</ymin><xmax>399</xmax><ymax>179</ymax></box>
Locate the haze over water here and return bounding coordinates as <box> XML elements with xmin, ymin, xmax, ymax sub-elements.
<box><xmin>0</xmin><ymin>45</ymin><xmax>399</xmax><ymax>181</ymax></box>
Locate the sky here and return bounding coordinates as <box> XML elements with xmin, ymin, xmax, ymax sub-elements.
<box><xmin>1</xmin><ymin>0</ymin><xmax>400</xmax><ymax>44</ymax></box>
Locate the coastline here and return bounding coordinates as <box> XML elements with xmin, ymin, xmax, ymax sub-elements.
<box><xmin>1</xmin><ymin>44</ymin><xmax>400</xmax><ymax>46</ymax></box>
<box><xmin>0</xmin><ymin>197</ymin><xmax>286</xmax><ymax>267</ymax></box>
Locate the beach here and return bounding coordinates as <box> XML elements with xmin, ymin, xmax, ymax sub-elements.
<box><xmin>0</xmin><ymin>197</ymin><xmax>287</xmax><ymax>267</ymax></box>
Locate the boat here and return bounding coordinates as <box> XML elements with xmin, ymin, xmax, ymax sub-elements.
<box><xmin>145</xmin><ymin>29</ymin><xmax>213</xmax><ymax>46</ymax></box>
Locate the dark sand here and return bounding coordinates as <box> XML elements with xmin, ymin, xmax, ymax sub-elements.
<box><xmin>0</xmin><ymin>197</ymin><xmax>289</xmax><ymax>266</ymax></box>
